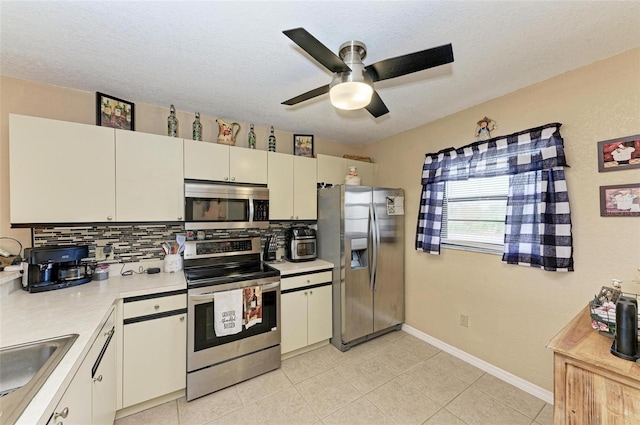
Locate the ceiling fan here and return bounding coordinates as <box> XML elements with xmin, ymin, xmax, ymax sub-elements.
<box><xmin>281</xmin><ymin>28</ymin><xmax>454</xmax><ymax>118</ymax></box>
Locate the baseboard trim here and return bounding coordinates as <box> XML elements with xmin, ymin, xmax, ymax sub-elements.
<box><xmin>401</xmin><ymin>323</ymin><xmax>553</xmax><ymax>405</ymax></box>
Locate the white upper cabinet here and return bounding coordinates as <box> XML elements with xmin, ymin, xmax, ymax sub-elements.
<box><xmin>317</xmin><ymin>154</ymin><xmax>376</xmax><ymax>187</ymax></box>
<box><xmin>9</xmin><ymin>114</ymin><xmax>116</xmax><ymax>224</ymax></box>
<box><xmin>268</xmin><ymin>152</ymin><xmax>317</xmax><ymax>220</ymax></box>
<box><xmin>184</xmin><ymin>140</ymin><xmax>267</xmax><ymax>184</ymax></box>
<box><xmin>115</xmin><ymin>130</ymin><xmax>184</xmax><ymax>222</ymax></box>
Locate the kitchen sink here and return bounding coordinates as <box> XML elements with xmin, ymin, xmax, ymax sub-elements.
<box><xmin>0</xmin><ymin>334</ymin><xmax>78</xmax><ymax>425</ymax></box>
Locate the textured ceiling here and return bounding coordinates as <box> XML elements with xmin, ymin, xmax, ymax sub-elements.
<box><xmin>1</xmin><ymin>1</ymin><xmax>639</xmax><ymax>145</ymax></box>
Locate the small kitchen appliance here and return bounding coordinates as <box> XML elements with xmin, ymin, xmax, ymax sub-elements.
<box><xmin>285</xmin><ymin>227</ymin><xmax>317</xmax><ymax>262</ymax></box>
<box><xmin>21</xmin><ymin>245</ymin><xmax>92</xmax><ymax>293</ymax></box>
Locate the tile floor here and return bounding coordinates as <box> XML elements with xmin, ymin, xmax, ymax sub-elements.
<box><xmin>115</xmin><ymin>330</ymin><xmax>553</xmax><ymax>425</ymax></box>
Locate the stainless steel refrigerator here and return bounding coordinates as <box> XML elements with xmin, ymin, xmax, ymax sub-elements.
<box><xmin>317</xmin><ymin>185</ymin><xmax>404</xmax><ymax>351</ymax></box>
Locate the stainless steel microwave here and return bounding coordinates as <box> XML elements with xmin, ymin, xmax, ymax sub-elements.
<box><xmin>184</xmin><ymin>182</ymin><xmax>269</xmax><ymax>230</ymax></box>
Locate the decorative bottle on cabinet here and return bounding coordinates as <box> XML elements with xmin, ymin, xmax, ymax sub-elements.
<box><xmin>248</xmin><ymin>123</ymin><xmax>256</xmax><ymax>149</ymax></box>
<box><xmin>268</xmin><ymin>126</ymin><xmax>276</xmax><ymax>152</ymax></box>
<box><xmin>192</xmin><ymin>112</ymin><xmax>202</xmax><ymax>141</ymax></box>
<box><xmin>168</xmin><ymin>105</ymin><xmax>179</xmax><ymax>137</ymax></box>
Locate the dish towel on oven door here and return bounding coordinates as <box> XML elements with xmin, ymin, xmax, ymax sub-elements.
<box><xmin>214</xmin><ymin>289</ymin><xmax>243</xmax><ymax>336</ymax></box>
<box><xmin>244</xmin><ymin>286</ymin><xmax>262</xmax><ymax>329</ymax></box>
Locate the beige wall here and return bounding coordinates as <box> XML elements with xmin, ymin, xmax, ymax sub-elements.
<box><xmin>363</xmin><ymin>48</ymin><xmax>640</xmax><ymax>391</ymax></box>
<box><xmin>0</xmin><ymin>76</ymin><xmax>366</xmax><ymax>249</ymax></box>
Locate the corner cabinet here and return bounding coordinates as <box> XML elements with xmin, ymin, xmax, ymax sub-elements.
<box><xmin>316</xmin><ymin>154</ymin><xmax>376</xmax><ymax>187</ymax></box>
<box><xmin>121</xmin><ymin>291</ymin><xmax>186</xmax><ymax>408</ymax></box>
<box><xmin>267</xmin><ymin>152</ymin><xmax>317</xmax><ymax>220</ymax></box>
<box><xmin>49</xmin><ymin>307</ymin><xmax>116</xmax><ymax>425</ymax></box>
<box><xmin>184</xmin><ymin>140</ymin><xmax>268</xmax><ymax>184</ymax></box>
<box><xmin>115</xmin><ymin>130</ymin><xmax>184</xmax><ymax>222</ymax></box>
<box><xmin>9</xmin><ymin>114</ymin><xmax>116</xmax><ymax>224</ymax></box>
<box><xmin>281</xmin><ymin>270</ymin><xmax>332</xmax><ymax>354</ymax></box>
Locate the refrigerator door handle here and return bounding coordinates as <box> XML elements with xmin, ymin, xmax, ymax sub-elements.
<box><xmin>372</xmin><ymin>202</ymin><xmax>381</xmax><ymax>290</ymax></box>
<box><xmin>369</xmin><ymin>203</ymin><xmax>378</xmax><ymax>291</ymax></box>
<box><xmin>368</xmin><ymin>203</ymin><xmax>376</xmax><ymax>291</ymax></box>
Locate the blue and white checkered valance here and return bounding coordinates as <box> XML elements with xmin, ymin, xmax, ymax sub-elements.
<box><xmin>416</xmin><ymin>123</ymin><xmax>574</xmax><ymax>272</ymax></box>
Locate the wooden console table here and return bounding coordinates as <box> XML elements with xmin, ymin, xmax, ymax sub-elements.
<box><xmin>547</xmin><ymin>306</ymin><xmax>640</xmax><ymax>424</ymax></box>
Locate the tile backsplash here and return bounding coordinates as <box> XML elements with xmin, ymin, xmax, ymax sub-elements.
<box><xmin>33</xmin><ymin>222</ymin><xmax>314</xmax><ymax>263</ymax></box>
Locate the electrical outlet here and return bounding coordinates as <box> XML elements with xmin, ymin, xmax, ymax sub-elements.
<box><xmin>95</xmin><ymin>245</ymin><xmax>114</xmax><ymax>261</ymax></box>
<box><xmin>459</xmin><ymin>314</ymin><xmax>469</xmax><ymax>328</ymax></box>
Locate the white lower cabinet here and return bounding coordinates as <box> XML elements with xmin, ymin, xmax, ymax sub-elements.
<box><xmin>121</xmin><ymin>294</ymin><xmax>186</xmax><ymax>408</ymax></box>
<box><xmin>49</xmin><ymin>307</ymin><xmax>116</xmax><ymax>425</ymax></box>
<box><xmin>281</xmin><ymin>271</ymin><xmax>332</xmax><ymax>354</ymax></box>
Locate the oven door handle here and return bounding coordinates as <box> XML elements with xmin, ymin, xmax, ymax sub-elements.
<box><xmin>189</xmin><ymin>281</ymin><xmax>280</xmax><ymax>302</ymax></box>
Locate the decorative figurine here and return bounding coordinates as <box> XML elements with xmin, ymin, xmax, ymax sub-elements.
<box><xmin>168</xmin><ymin>105</ymin><xmax>179</xmax><ymax>137</ymax></box>
<box><xmin>268</xmin><ymin>126</ymin><xmax>276</xmax><ymax>152</ymax></box>
<box><xmin>216</xmin><ymin>119</ymin><xmax>241</xmax><ymax>145</ymax></box>
<box><xmin>248</xmin><ymin>123</ymin><xmax>256</xmax><ymax>149</ymax></box>
<box><xmin>345</xmin><ymin>166</ymin><xmax>361</xmax><ymax>185</ymax></box>
<box><xmin>192</xmin><ymin>112</ymin><xmax>202</xmax><ymax>141</ymax></box>
<box><xmin>475</xmin><ymin>116</ymin><xmax>497</xmax><ymax>141</ymax></box>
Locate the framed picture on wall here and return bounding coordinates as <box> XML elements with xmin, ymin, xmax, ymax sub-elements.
<box><xmin>597</xmin><ymin>134</ymin><xmax>640</xmax><ymax>172</ymax></box>
<box><xmin>96</xmin><ymin>92</ymin><xmax>135</xmax><ymax>131</ymax></box>
<box><xmin>293</xmin><ymin>134</ymin><xmax>314</xmax><ymax>158</ymax></box>
<box><xmin>599</xmin><ymin>183</ymin><xmax>640</xmax><ymax>217</ymax></box>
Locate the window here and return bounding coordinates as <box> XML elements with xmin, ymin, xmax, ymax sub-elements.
<box><xmin>442</xmin><ymin>175</ymin><xmax>509</xmax><ymax>253</ymax></box>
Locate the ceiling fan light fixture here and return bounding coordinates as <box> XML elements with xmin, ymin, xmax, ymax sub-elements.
<box><xmin>329</xmin><ymin>81</ymin><xmax>373</xmax><ymax>110</ymax></box>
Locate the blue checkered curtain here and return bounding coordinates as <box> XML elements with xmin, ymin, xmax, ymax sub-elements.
<box><xmin>416</xmin><ymin>123</ymin><xmax>574</xmax><ymax>271</ymax></box>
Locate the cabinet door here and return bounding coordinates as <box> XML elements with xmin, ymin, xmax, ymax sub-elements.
<box><xmin>230</xmin><ymin>146</ymin><xmax>268</xmax><ymax>184</ymax></box>
<box><xmin>92</xmin><ymin>329</ymin><xmax>117</xmax><ymax>425</ymax></box>
<box><xmin>267</xmin><ymin>152</ymin><xmax>294</xmax><ymax>220</ymax></box>
<box><xmin>47</xmin><ymin>359</ymin><xmax>92</xmax><ymax>425</ymax></box>
<box><xmin>281</xmin><ymin>291</ymin><xmax>308</xmax><ymax>354</ymax></box>
<box><xmin>317</xmin><ymin>154</ymin><xmax>347</xmax><ymax>186</ymax></box>
<box><xmin>116</xmin><ymin>130</ymin><xmax>184</xmax><ymax>221</ymax></box>
<box><xmin>347</xmin><ymin>160</ymin><xmax>375</xmax><ymax>187</ymax></box>
<box><xmin>184</xmin><ymin>140</ymin><xmax>230</xmax><ymax>181</ymax></box>
<box><xmin>9</xmin><ymin>114</ymin><xmax>116</xmax><ymax>224</ymax></box>
<box><xmin>122</xmin><ymin>314</ymin><xmax>186</xmax><ymax>408</ymax></box>
<box><xmin>293</xmin><ymin>156</ymin><xmax>317</xmax><ymax>220</ymax></box>
<box><xmin>307</xmin><ymin>285</ymin><xmax>333</xmax><ymax>346</ymax></box>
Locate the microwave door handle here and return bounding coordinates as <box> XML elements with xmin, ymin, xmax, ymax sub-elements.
<box><xmin>248</xmin><ymin>196</ymin><xmax>254</xmax><ymax>226</ymax></box>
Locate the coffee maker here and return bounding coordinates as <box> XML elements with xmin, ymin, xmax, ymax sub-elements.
<box><xmin>22</xmin><ymin>245</ymin><xmax>93</xmax><ymax>293</ymax></box>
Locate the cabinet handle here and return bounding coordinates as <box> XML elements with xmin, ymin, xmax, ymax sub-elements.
<box><xmin>295</xmin><ymin>216</ymin><xmax>299</xmax><ymax>219</ymax></box>
<box><xmin>180</xmin><ymin>316</ymin><xmax>185</xmax><ymax>321</ymax></box>
<box><xmin>94</xmin><ymin>375</ymin><xmax>103</xmax><ymax>383</ymax></box>
<box><xmin>54</xmin><ymin>407</ymin><xmax>69</xmax><ymax>419</ymax></box>
<box><xmin>310</xmin><ymin>290</ymin><xmax>313</xmax><ymax>295</ymax></box>
<box><xmin>178</xmin><ymin>216</ymin><xmax>183</xmax><ymax>220</ymax></box>
<box><xmin>306</xmin><ymin>279</ymin><xmax>310</xmax><ymax>284</ymax></box>
<box><xmin>290</xmin><ymin>216</ymin><xmax>294</xmax><ymax>219</ymax></box>
<box><xmin>231</xmin><ymin>177</ymin><xmax>236</xmax><ymax>182</ymax></box>
<box><xmin>154</xmin><ymin>304</ymin><xmax>160</xmax><ymax>310</ymax></box>
<box><xmin>304</xmin><ymin>291</ymin><xmax>307</xmax><ymax>295</ymax></box>
<box><xmin>224</xmin><ymin>177</ymin><xmax>229</xmax><ymax>181</ymax></box>
<box><xmin>107</xmin><ymin>216</ymin><xmax>113</xmax><ymax>221</ymax></box>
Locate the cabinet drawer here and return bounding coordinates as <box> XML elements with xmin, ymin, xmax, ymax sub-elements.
<box><xmin>281</xmin><ymin>271</ymin><xmax>332</xmax><ymax>291</ymax></box>
<box><xmin>123</xmin><ymin>294</ymin><xmax>186</xmax><ymax>319</ymax></box>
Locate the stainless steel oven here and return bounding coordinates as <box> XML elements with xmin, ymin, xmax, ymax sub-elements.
<box><xmin>184</xmin><ymin>237</ymin><xmax>280</xmax><ymax>401</ymax></box>
<box><xmin>184</xmin><ymin>182</ymin><xmax>269</xmax><ymax>230</ymax></box>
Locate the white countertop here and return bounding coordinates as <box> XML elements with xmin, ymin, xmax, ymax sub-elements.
<box><xmin>267</xmin><ymin>258</ymin><xmax>334</xmax><ymax>276</ymax></box>
<box><xmin>0</xmin><ymin>268</ymin><xmax>186</xmax><ymax>425</ymax></box>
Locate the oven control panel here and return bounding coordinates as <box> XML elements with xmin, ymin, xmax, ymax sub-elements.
<box><xmin>183</xmin><ymin>237</ymin><xmax>260</xmax><ymax>259</ymax></box>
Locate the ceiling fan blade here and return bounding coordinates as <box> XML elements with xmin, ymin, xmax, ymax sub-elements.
<box><xmin>365</xmin><ymin>91</ymin><xmax>389</xmax><ymax>118</ymax></box>
<box><xmin>282</xmin><ymin>84</ymin><xmax>330</xmax><ymax>106</ymax></box>
<box><xmin>365</xmin><ymin>44</ymin><xmax>453</xmax><ymax>82</ymax></box>
<box><xmin>283</xmin><ymin>28</ymin><xmax>351</xmax><ymax>73</ymax></box>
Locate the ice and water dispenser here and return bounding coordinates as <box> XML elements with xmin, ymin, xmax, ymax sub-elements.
<box><xmin>350</xmin><ymin>238</ymin><xmax>369</xmax><ymax>269</ymax></box>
